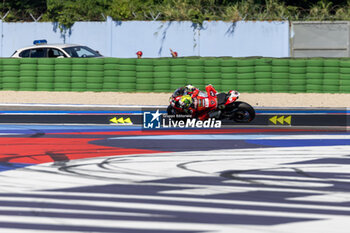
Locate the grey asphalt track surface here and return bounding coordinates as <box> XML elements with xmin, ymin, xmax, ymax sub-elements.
<box><xmin>0</xmin><ymin>105</ymin><xmax>349</xmax><ymax>233</ymax></box>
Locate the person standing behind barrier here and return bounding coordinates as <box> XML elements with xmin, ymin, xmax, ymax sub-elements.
<box><xmin>170</xmin><ymin>48</ymin><xmax>178</xmax><ymax>58</ymax></box>
<box><xmin>136</xmin><ymin>51</ymin><xmax>143</xmax><ymax>58</ymax></box>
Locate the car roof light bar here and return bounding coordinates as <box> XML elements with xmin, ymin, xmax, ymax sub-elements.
<box><xmin>33</xmin><ymin>39</ymin><xmax>47</xmax><ymax>45</ymax></box>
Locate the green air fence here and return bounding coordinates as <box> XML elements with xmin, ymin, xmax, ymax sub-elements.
<box><xmin>0</xmin><ymin>57</ymin><xmax>349</xmax><ymax>93</ymax></box>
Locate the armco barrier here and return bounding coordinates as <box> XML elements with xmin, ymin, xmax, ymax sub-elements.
<box><xmin>0</xmin><ymin>57</ymin><xmax>349</xmax><ymax>93</ymax></box>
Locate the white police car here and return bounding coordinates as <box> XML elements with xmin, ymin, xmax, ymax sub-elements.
<box><xmin>11</xmin><ymin>40</ymin><xmax>103</xmax><ymax>58</ymax></box>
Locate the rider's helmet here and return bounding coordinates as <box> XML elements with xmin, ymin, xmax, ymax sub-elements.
<box><xmin>179</xmin><ymin>95</ymin><xmax>193</xmax><ymax>108</ymax></box>
<box><xmin>185</xmin><ymin>84</ymin><xmax>196</xmax><ymax>94</ymax></box>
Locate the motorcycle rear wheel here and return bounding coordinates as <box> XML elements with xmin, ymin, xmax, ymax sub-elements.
<box><xmin>231</xmin><ymin>102</ymin><xmax>255</xmax><ymax>123</ymax></box>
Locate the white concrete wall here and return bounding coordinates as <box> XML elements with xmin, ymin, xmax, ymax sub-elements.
<box><xmin>0</xmin><ymin>18</ymin><xmax>289</xmax><ymax>58</ymax></box>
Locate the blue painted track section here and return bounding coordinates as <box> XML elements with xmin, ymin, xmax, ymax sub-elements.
<box><xmin>249</xmin><ymin>139</ymin><xmax>350</xmax><ymax>147</ymax></box>
<box><xmin>109</xmin><ymin>133</ymin><xmax>350</xmax><ymax>148</ymax></box>
<box><xmin>0</xmin><ymin>124</ymin><xmax>139</xmax><ymax>134</ymax></box>
<box><xmin>0</xmin><ymin>162</ymin><xmax>32</xmax><ymax>172</ymax></box>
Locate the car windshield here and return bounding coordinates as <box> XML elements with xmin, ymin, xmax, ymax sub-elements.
<box><xmin>62</xmin><ymin>46</ymin><xmax>102</xmax><ymax>58</ymax></box>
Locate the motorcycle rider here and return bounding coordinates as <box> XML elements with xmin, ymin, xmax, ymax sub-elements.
<box><xmin>172</xmin><ymin>84</ymin><xmax>198</xmax><ymax>98</ymax></box>
<box><xmin>177</xmin><ymin>84</ymin><xmax>222</xmax><ymax>119</ymax></box>
<box><xmin>173</xmin><ymin>85</ymin><xmax>197</xmax><ymax>115</ymax></box>
<box><xmin>178</xmin><ymin>94</ymin><xmax>194</xmax><ymax>114</ymax></box>
<box><xmin>201</xmin><ymin>84</ymin><xmax>222</xmax><ymax>119</ymax></box>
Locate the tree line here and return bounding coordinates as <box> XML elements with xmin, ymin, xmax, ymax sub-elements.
<box><xmin>1</xmin><ymin>0</ymin><xmax>350</xmax><ymax>28</ymax></box>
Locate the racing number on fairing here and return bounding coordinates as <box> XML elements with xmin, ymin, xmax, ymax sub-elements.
<box><xmin>198</xmin><ymin>99</ymin><xmax>209</xmax><ymax>107</ymax></box>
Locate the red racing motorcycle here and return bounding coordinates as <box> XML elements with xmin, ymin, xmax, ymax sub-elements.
<box><xmin>167</xmin><ymin>85</ymin><xmax>255</xmax><ymax>123</ymax></box>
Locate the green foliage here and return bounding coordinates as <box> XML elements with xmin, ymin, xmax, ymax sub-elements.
<box><xmin>106</xmin><ymin>0</ymin><xmax>161</xmax><ymax>20</ymax></box>
<box><xmin>0</xmin><ymin>0</ymin><xmax>46</xmax><ymax>20</ymax></box>
<box><xmin>309</xmin><ymin>0</ymin><xmax>334</xmax><ymax>20</ymax></box>
<box><xmin>107</xmin><ymin>0</ymin><xmax>135</xmax><ymax>21</ymax></box>
<box><xmin>4</xmin><ymin>0</ymin><xmax>350</xmax><ymax>30</ymax></box>
<box><xmin>42</xmin><ymin>0</ymin><xmax>109</xmax><ymax>31</ymax></box>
